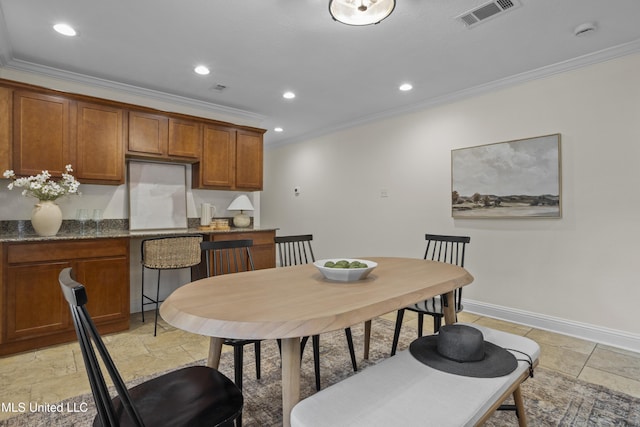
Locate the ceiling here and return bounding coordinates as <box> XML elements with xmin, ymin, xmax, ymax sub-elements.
<box><xmin>1</xmin><ymin>0</ymin><xmax>639</xmax><ymax>147</ymax></box>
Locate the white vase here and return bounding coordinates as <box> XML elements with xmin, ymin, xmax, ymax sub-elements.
<box><xmin>31</xmin><ymin>201</ymin><xmax>63</xmax><ymax>236</ymax></box>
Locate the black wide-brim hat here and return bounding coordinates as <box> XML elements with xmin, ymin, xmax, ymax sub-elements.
<box><xmin>409</xmin><ymin>324</ymin><xmax>517</xmax><ymax>378</ymax></box>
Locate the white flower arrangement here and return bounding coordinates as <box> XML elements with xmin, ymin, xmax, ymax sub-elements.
<box><xmin>3</xmin><ymin>165</ymin><xmax>81</xmax><ymax>201</ymax></box>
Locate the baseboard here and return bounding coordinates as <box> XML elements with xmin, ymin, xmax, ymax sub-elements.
<box><xmin>463</xmin><ymin>299</ymin><xmax>640</xmax><ymax>354</ymax></box>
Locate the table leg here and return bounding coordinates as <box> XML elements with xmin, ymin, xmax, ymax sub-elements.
<box><xmin>363</xmin><ymin>320</ymin><xmax>372</xmax><ymax>360</ymax></box>
<box><xmin>443</xmin><ymin>290</ymin><xmax>456</xmax><ymax>325</ymax></box>
<box><xmin>281</xmin><ymin>337</ymin><xmax>301</xmax><ymax>427</ymax></box>
<box><xmin>207</xmin><ymin>337</ymin><xmax>224</xmax><ymax>369</ymax></box>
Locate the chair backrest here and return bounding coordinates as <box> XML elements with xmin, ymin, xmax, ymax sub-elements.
<box><xmin>275</xmin><ymin>234</ymin><xmax>315</xmax><ymax>266</ymax></box>
<box><xmin>423</xmin><ymin>234</ymin><xmax>470</xmax><ymax>267</ymax></box>
<box><xmin>59</xmin><ymin>267</ymin><xmax>145</xmax><ymax>427</ymax></box>
<box><xmin>141</xmin><ymin>235</ymin><xmax>203</xmax><ymax>270</ymax></box>
<box><xmin>200</xmin><ymin>239</ymin><xmax>255</xmax><ymax>276</ymax></box>
<box><xmin>423</xmin><ymin>234</ymin><xmax>471</xmax><ymax>311</ymax></box>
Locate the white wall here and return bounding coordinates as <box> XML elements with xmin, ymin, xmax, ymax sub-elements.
<box><xmin>261</xmin><ymin>53</ymin><xmax>640</xmax><ymax>350</ymax></box>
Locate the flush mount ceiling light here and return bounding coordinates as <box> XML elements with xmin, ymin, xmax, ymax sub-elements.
<box><xmin>329</xmin><ymin>0</ymin><xmax>395</xmax><ymax>26</ymax></box>
<box><xmin>53</xmin><ymin>23</ymin><xmax>77</xmax><ymax>36</ymax></box>
<box><xmin>194</xmin><ymin>65</ymin><xmax>210</xmax><ymax>75</ymax></box>
<box><xmin>399</xmin><ymin>83</ymin><xmax>413</xmax><ymax>91</ymax></box>
<box><xmin>283</xmin><ymin>91</ymin><xmax>296</xmax><ymax>99</ymax></box>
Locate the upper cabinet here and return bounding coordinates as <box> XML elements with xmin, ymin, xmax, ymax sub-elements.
<box><xmin>236</xmin><ymin>129</ymin><xmax>264</xmax><ymax>190</ymax></box>
<box><xmin>1</xmin><ymin>78</ymin><xmax>264</xmax><ymax>190</ymax></box>
<box><xmin>127</xmin><ymin>111</ymin><xmax>200</xmax><ymax>161</ymax></box>
<box><xmin>12</xmin><ymin>89</ymin><xmax>125</xmax><ymax>184</ymax></box>
<box><xmin>168</xmin><ymin>117</ymin><xmax>202</xmax><ymax>159</ymax></box>
<box><xmin>0</xmin><ymin>86</ymin><xmax>11</xmax><ymax>172</ymax></box>
<box><xmin>194</xmin><ymin>124</ymin><xmax>235</xmax><ymax>188</ymax></box>
<box><xmin>74</xmin><ymin>101</ymin><xmax>125</xmax><ymax>184</ymax></box>
<box><xmin>13</xmin><ymin>90</ymin><xmax>71</xmax><ymax>178</ymax></box>
<box><xmin>193</xmin><ymin>125</ymin><xmax>264</xmax><ymax>191</ymax></box>
<box><xmin>127</xmin><ymin>110</ymin><xmax>168</xmax><ymax>157</ymax></box>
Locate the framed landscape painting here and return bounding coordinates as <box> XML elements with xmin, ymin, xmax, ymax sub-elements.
<box><xmin>451</xmin><ymin>134</ymin><xmax>561</xmax><ymax>218</ymax></box>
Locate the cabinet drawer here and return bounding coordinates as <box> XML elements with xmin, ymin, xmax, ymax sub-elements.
<box><xmin>211</xmin><ymin>230</ymin><xmax>275</xmax><ymax>246</ymax></box>
<box><xmin>7</xmin><ymin>238</ymin><xmax>128</xmax><ymax>264</ymax></box>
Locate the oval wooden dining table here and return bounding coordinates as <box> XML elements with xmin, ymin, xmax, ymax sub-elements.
<box><xmin>160</xmin><ymin>257</ymin><xmax>474</xmax><ymax>427</ymax></box>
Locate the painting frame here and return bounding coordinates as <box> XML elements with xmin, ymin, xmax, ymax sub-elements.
<box><xmin>451</xmin><ymin>134</ymin><xmax>562</xmax><ymax>219</ymax></box>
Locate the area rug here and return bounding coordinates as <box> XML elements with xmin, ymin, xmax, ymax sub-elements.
<box><xmin>2</xmin><ymin>319</ymin><xmax>639</xmax><ymax>426</ymax></box>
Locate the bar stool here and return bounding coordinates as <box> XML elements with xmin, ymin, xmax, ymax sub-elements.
<box><xmin>141</xmin><ymin>235</ymin><xmax>203</xmax><ymax>336</ymax></box>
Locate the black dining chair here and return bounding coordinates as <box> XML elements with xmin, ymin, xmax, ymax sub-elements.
<box><xmin>390</xmin><ymin>233</ymin><xmax>471</xmax><ymax>356</ymax></box>
<box><xmin>58</xmin><ymin>267</ymin><xmax>243</xmax><ymax>427</ymax></box>
<box><xmin>275</xmin><ymin>234</ymin><xmax>358</xmax><ymax>391</ymax></box>
<box><xmin>200</xmin><ymin>239</ymin><xmax>260</xmax><ymax>426</ymax></box>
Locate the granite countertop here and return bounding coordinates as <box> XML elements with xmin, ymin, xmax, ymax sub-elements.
<box><xmin>0</xmin><ymin>218</ymin><xmax>278</xmax><ymax>243</ymax></box>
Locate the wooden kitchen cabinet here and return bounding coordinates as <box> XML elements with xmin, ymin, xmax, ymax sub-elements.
<box><xmin>209</xmin><ymin>230</ymin><xmax>276</xmax><ymax>271</ymax></box>
<box><xmin>0</xmin><ymin>238</ymin><xmax>130</xmax><ymax>356</ymax></box>
<box><xmin>168</xmin><ymin>117</ymin><xmax>202</xmax><ymax>158</ymax></box>
<box><xmin>193</xmin><ymin>124</ymin><xmax>235</xmax><ymax>188</ymax></box>
<box><xmin>127</xmin><ymin>110</ymin><xmax>168</xmax><ymax>157</ymax></box>
<box><xmin>0</xmin><ymin>86</ymin><xmax>11</xmax><ymax>172</ymax></box>
<box><xmin>235</xmin><ymin>129</ymin><xmax>264</xmax><ymax>190</ymax></box>
<box><xmin>11</xmin><ymin>89</ymin><xmax>125</xmax><ymax>184</ymax></box>
<box><xmin>128</xmin><ymin>111</ymin><xmax>201</xmax><ymax>161</ymax></box>
<box><xmin>2</xmin><ymin>78</ymin><xmax>265</xmax><ymax>190</ymax></box>
<box><xmin>13</xmin><ymin>90</ymin><xmax>71</xmax><ymax>177</ymax></box>
<box><xmin>74</xmin><ymin>101</ymin><xmax>125</xmax><ymax>184</ymax></box>
<box><xmin>193</xmin><ymin>125</ymin><xmax>265</xmax><ymax>190</ymax></box>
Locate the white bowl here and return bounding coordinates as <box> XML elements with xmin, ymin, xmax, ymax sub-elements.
<box><xmin>313</xmin><ymin>258</ymin><xmax>378</xmax><ymax>282</ymax></box>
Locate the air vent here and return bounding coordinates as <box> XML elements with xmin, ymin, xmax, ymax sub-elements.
<box><xmin>210</xmin><ymin>84</ymin><xmax>227</xmax><ymax>92</ymax></box>
<box><xmin>457</xmin><ymin>0</ymin><xmax>520</xmax><ymax>28</ymax></box>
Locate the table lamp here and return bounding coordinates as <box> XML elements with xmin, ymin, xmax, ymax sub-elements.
<box><xmin>227</xmin><ymin>195</ymin><xmax>254</xmax><ymax>228</ymax></box>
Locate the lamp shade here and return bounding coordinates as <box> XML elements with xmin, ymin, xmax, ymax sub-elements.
<box><xmin>227</xmin><ymin>195</ymin><xmax>254</xmax><ymax>212</ymax></box>
<box><xmin>329</xmin><ymin>0</ymin><xmax>395</xmax><ymax>26</ymax></box>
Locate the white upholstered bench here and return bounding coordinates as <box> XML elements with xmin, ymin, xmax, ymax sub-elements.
<box><xmin>291</xmin><ymin>324</ymin><xmax>540</xmax><ymax>427</ymax></box>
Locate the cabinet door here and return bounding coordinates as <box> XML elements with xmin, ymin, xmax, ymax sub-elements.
<box><xmin>211</xmin><ymin>231</ymin><xmax>275</xmax><ymax>270</ymax></box>
<box><xmin>75</xmin><ymin>102</ymin><xmax>125</xmax><ymax>184</ymax></box>
<box><xmin>168</xmin><ymin>118</ymin><xmax>201</xmax><ymax>159</ymax></box>
<box><xmin>5</xmin><ymin>261</ymin><xmax>72</xmax><ymax>341</ymax></box>
<box><xmin>74</xmin><ymin>256</ymin><xmax>129</xmax><ymax>324</ymax></box>
<box><xmin>13</xmin><ymin>91</ymin><xmax>70</xmax><ymax>177</ymax></box>
<box><xmin>195</xmin><ymin>124</ymin><xmax>236</xmax><ymax>188</ymax></box>
<box><xmin>235</xmin><ymin>129</ymin><xmax>263</xmax><ymax>190</ymax></box>
<box><xmin>128</xmin><ymin>110</ymin><xmax>168</xmax><ymax>156</ymax></box>
<box><xmin>0</xmin><ymin>86</ymin><xmax>11</xmax><ymax>172</ymax></box>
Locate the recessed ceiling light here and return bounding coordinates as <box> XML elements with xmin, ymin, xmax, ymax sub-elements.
<box><xmin>399</xmin><ymin>83</ymin><xmax>413</xmax><ymax>91</ymax></box>
<box><xmin>53</xmin><ymin>23</ymin><xmax>77</xmax><ymax>37</ymax></box>
<box><xmin>194</xmin><ymin>65</ymin><xmax>210</xmax><ymax>75</ymax></box>
<box><xmin>283</xmin><ymin>91</ymin><xmax>296</xmax><ymax>99</ymax></box>
<box><xmin>274</xmin><ymin>127</ymin><xmax>284</xmax><ymax>132</ymax></box>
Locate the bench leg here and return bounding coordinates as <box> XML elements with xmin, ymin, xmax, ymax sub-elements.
<box><xmin>513</xmin><ymin>385</ymin><xmax>527</xmax><ymax>427</ymax></box>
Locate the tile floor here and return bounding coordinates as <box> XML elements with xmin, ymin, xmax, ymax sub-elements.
<box><xmin>1</xmin><ymin>311</ymin><xmax>639</xmax><ymax>422</ymax></box>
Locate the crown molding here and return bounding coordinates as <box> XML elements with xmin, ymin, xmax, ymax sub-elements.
<box><xmin>267</xmin><ymin>38</ymin><xmax>640</xmax><ymax>149</ymax></box>
<box><xmin>1</xmin><ymin>58</ymin><xmax>266</xmax><ymax>124</ymax></box>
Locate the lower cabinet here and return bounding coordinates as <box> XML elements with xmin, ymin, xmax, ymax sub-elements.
<box><xmin>194</xmin><ymin>230</ymin><xmax>276</xmax><ymax>279</ymax></box>
<box><xmin>0</xmin><ymin>238</ymin><xmax>130</xmax><ymax>356</ymax></box>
